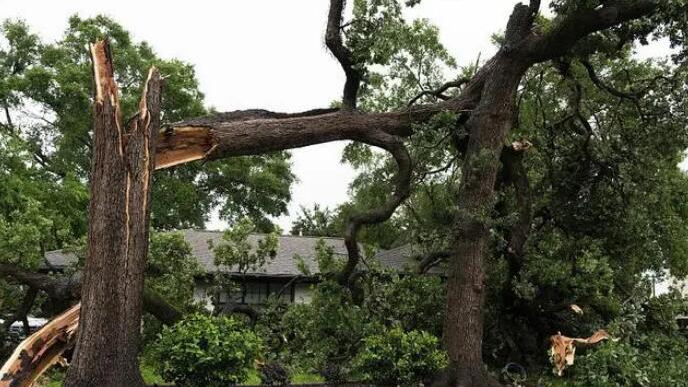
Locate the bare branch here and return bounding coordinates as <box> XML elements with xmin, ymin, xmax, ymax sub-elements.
<box><xmin>0</xmin><ymin>264</ymin><xmax>181</xmax><ymax>326</ymax></box>
<box><xmin>580</xmin><ymin>58</ymin><xmax>641</xmax><ymax>101</ymax></box>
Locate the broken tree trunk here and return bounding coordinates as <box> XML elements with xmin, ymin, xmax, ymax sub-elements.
<box><xmin>0</xmin><ymin>304</ymin><xmax>80</xmax><ymax>387</ymax></box>
<box><xmin>60</xmin><ymin>40</ymin><xmax>161</xmax><ymax>387</ymax></box>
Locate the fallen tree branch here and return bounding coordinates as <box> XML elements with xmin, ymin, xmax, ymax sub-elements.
<box><xmin>0</xmin><ymin>304</ymin><xmax>80</xmax><ymax>387</ymax></box>
<box><xmin>0</xmin><ymin>264</ymin><xmax>181</xmax><ymax>326</ymax></box>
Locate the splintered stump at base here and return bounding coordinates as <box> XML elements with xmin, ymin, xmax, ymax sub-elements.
<box><xmin>0</xmin><ymin>304</ymin><xmax>80</xmax><ymax>387</ymax></box>
<box><xmin>59</xmin><ymin>40</ymin><xmax>161</xmax><ymax>387</ymax></box>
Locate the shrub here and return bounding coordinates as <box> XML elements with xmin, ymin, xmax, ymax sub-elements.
<box><xmin>258</xmin><ymin>361</ymin><xmax>291</xmax><ymax>386</ymax></box>
<box><xmin>153</xmin><ymin>313</ymin><xmax>263</xmax><ymax>387</ymax></box>
<box><xmin>352</xmin><ymin>327</ymin><xmax>448</xmax><ymax>386</ymax></box>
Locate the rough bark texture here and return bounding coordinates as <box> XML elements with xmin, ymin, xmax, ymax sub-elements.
<box><xmin>444</xmin><ymin>56</ymin><xmax>529</xmax><ymax>387</ymax></box>
<box><xmin>62</xmin><ymin>41</ymin><xmax>161</xmax><ymax>387</ymax></box>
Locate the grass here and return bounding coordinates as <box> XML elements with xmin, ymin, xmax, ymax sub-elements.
<box><xmin>37</xmin><ymin>362</ymin><xmax>165</xmax><ymax>387</ymax></box>
<box><xmin>37</xmin><ymin>363</ymin><xmax>323</xmax><ymax>386</ymax></box>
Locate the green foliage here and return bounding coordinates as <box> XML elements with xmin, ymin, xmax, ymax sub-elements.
<box><xmin>209</xmin><ymin>218</ymin><xmax>279</xmax><ymax>308</ymax></box>
<box><xmin>290</xmin><ymin>204</ymin><xmax>341</xmax><ymax>237</ymax></box>
<box><xmin>0</xmin><ymin>15</ymin><xmax>294</xmax><ymax>233</ymax></box>
<box><xmin>142</xmin><ymin>231</ymin><xmax>202</xmax><ymax>343</ymax></box>
<box><xmin>272</xmin><ymin>269</ymin><xmax>445</xmax><ymax>380</ymax></box>
<box><xmin>352</xmin><ymin>327</ymin><xmax>448</xmax><ymax>386</ymax></box>
<box><xmin>212</xmin><ymin>218</ymin><xmax>279</xmax><ymax>274</ymax></box>
<box><xmin>540</xmin><ymin>293</ymin><xmax>688</xmax><ymax>387</ymax></box>
<box><xmin>147</xmin><ymin>231</ymin><xmax>201</xmax><ymax>309</ymax></box>
<box><xmin>281</xmin><ymin>280</ymin><xmax>371</xmax><ymax>378</ymax></box>
<box><xmin>153</xmin><ymin>313</ymin><xmax>263</xmax><ymax>387</ymax></box>
<box><xmin>367</xmin><ymin>274</ymin><xmax>446</xmax><ymax>336</ymax></box>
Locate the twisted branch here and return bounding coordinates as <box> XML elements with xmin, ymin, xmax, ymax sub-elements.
<box><xmin>326</xmin><ymin>0</ymin><xmax>363</xmax><ymax>109</ymax></box>
<box><xmin>337</xmin><ymin>134</ymin><xmax>412</xmax><ymax>286</ymax></box>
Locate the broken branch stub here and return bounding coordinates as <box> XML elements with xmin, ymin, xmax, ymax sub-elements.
<box><xmin>0</xmin><ymin>304</ymin><xmax>80</xmax><ymax>387</ymax></box>
<box><xmin>549</xmin><ymin>329</ymin><xmax>612</xmax><ymax>376</ymax></box>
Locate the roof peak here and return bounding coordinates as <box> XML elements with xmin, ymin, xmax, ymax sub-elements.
<box><xmin>179</xmin><ymin>228</ymin><xmax>346</xmax><ymax>241</ymax></box>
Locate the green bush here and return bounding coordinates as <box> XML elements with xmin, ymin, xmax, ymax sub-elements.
<box><xmin>542</xmin><ymin>292</ymin><xmax>688</xmax><ymax>387</ymax></box>
<box><xmin>352</xmin><ymin>327</ymin><xmax>448</xmax><ymax>386</ymax></box>
<box><xmin>153</xmin><ymin>313</ymin><xmax>263</xmax><ymax>387</ymax></box>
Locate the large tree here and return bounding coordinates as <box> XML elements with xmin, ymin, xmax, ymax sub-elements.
<box><xmin>3</xmin><ymin>1</ymin><xmax>686</xmax><ymax>386</ymax></box>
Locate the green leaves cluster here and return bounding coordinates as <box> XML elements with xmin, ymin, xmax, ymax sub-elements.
<box><xmin>543</xmin><ymin>292</ymin><xmax>688</xmax><ymax>387</ymax></box>
<box><xmin>153</xmin><ymin>313</ymin><xmax>264</xmax><ymax>387</ymax></box>
<box><xmin>352</xmin><ymin>327</ymin><xmax>448</xmax><ymax>387</ymax></box>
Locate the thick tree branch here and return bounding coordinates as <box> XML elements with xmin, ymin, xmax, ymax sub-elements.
<box><xmin>417</xmin><ymin>250</ymin><xmax>452</xmax><ymax>274</ymax></box>
<box><xmin>326</xmin><ymin>0</ymin><xmax>363</xmax><ymax>109</ymax></box>
<box><xmin>155</xmin><ymin>72</ymin><xmax>489</xmax><ymax>170</ymax></box>
<box><xmin>525</xmin><ymin>1</ymin><xmax>659</xmax><ymax>62</ymax></box>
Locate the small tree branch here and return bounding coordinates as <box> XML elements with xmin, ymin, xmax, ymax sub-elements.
<box><xmin>408</xmin><ymin>78</ymin><xmax>470</xmax><ymax>107</ymax></box>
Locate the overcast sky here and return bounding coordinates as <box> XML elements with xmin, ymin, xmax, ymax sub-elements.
<box><xmin>1</xmin><ymin>0</ymin><xmax>675</xmax><ymax>232</ymax></box>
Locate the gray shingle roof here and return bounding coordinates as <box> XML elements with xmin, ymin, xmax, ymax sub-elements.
<box><xmin>44</xmin><ymin>230</ymin><xmax>442</xmax><ymax>277</ymax></box>
<box><xmin>373</xmin><ymin>244</ymin><xmax>446</xmax><ymax>275</ymax></box>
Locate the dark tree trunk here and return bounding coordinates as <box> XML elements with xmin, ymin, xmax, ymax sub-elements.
<box><xmin>443</xmin><ymin>50</ymin><xmax>529</xmax><ymax>386</ymax></box>
<box><xmin>63</xmin><ymin>41</ymin><xmax>161</xmax><ymax>387</ymax></box>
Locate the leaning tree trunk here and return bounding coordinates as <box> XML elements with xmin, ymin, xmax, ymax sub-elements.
<box><xmin>63</xmin><ymin>40</ymin><xmax>161</xmax><ymax>387</ymax></box>
<box><xmin>443</xmin><ymin>56</ymin><xmax>528</xmax><ymax>387</ymax></box>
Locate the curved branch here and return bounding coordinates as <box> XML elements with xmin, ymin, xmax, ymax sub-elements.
<box><xmin>525</xmin><ymin>1</ymin><xmax>659</xmax><ymax>63</ymax></box>
<box><xmin>326</xmin><ymin>0</ymin><xmax>363</xmax><ymax>109</ymax></box>
<box><xmin>581</xmin><ymin>59</ymin><xmax>640</xmax><ymax>101</ymax></box>
<box><xmin>417</xmin><ymin>250</ymin><xmax>452</xmax><ymax>274</ymax></box>
<box><xmin>408</xmin><ymin>78</ymin><xmax>470</xmax><ymax>107</ymax></box>
<box><xmin>336</xmin><ymin>134</ymin><xmax>412</xmax><ymax>286</ymax></box>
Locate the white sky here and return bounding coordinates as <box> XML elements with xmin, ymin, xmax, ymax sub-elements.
<box><xmin>0</xmin><ymin>0</ymin><xmax>677</xmax><ymax>232</ymax></box>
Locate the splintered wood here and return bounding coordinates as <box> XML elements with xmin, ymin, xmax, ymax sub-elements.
<box><xmin>0</xmin><ymin>304</ymin><xmax>81</xmax><ymax>387</ymax></box>
<box><xmin>549</xmin><ymin>329</ymin><xmax>611</xmax><ymax>376</ymax></box>
<box><xmin>155</xmin><ymin>126</ymin><xmax>214</xmax><ymax>169</ymax></box>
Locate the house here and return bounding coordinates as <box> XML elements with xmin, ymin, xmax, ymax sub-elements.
<box><xmin>44</xmin><ymin>230</ymin><xmax>441</xmax><ymax>309</ymax></box>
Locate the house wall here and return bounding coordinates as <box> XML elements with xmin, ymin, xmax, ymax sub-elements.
<box><xmin>192</xmin><ymin>277</ymin><xmax>315</xmax><ymax>309</ymax></box>
<box><xmin>294</xmin><ymin>282</ymin><xmax>313</xmax><ymax>304</ymax></box>
<box><xmin>193</xmin><ymin>280</ymin><xmax>214</xmax><ymax>311</ymax></box>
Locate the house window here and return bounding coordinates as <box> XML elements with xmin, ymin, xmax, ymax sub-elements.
<box><xmin>240</xmin><ymin>279</ymin><xmax>295</xmax><ymax>304</ymax></box>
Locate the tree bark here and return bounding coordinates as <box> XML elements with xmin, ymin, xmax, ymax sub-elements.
<box><xmin>62</xmin><ymin>41</ymin><xmax>161</xmax><ymax>387</ymax></box>
<box><xmin>444</xmin><ymin>56</ymin><xmax>528</xmax><ymax>387</ymax></box>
